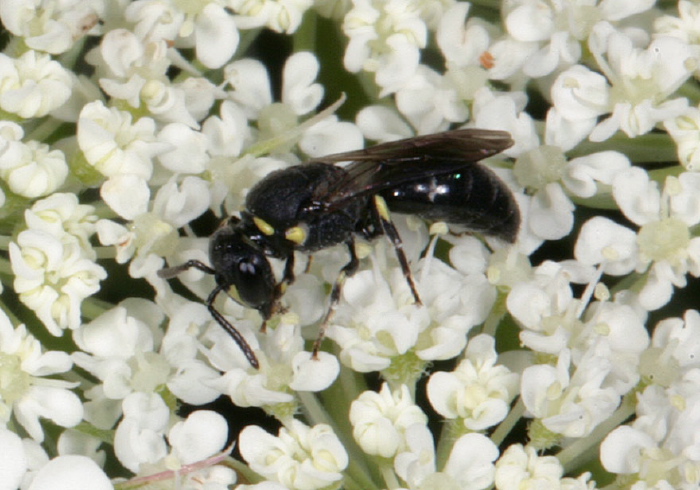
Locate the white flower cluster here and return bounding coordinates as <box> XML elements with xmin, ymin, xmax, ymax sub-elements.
<box><xmin>10</xmin><ymin>194</ymin><xmax>106</xmax><ymax>335</ymax></box>
<box><xmin>2</xmin><ymin>0</ymin><xmax>700</xmax><ymax>487</ymax></box>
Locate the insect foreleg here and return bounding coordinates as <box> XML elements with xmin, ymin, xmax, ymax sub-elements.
<box><xmin>157</xmin><ymin>260</ymin><xmax>216</xmax><ymax>279</ymax></box>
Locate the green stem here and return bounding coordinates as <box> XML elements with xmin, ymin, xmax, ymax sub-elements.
<box><xmin>566</xmin><ymin>133</ymin><xmax>677</xmax><ymax>164</ymax></box>
<box><xmin>293</xmin><ymin>9</ymin><xmax>317</xmax><ymax>53</ymax></box>
<box><xmin>0</xmin><ymin>256</ymin><xmax>13</xmax><ymax>273</ymax></box>
<box><xmin>297</xmin><ymin>390</ymin><xmax>379</xmax><ymax>490</ymax></box>
<box><xmin>379</xmin><ymin>461</ymin><xmax>401</xmax><ymax>489</ymax></box>
<box><xmin>490</xmin><ymin>397</ymin><xmax>525</xmax><ymax>447</ymax></box>
<box><xmin>81</xmin><ymin>296</ymin><xmax>115</xmax><ymax>321</ymax></box>
<box><xmin>237</xmin><ymin>28</ymin><xmax>264</xmax><ymax>58</ymax></box>
<box><xmin>95</xmin><ymin>246</ymin><xmax>117</xmax><ymax>260</ymax></box>
<box><xmin>25</xmin><ymin>117</ymin><xmax>65</xmax><ymax>143</ymax></box>
<box><xmin>317</xmin><ymin>366</ymin><xmax>381</xmax><ymax>489</ymax></box>
<box><xmin>298</xmin><ymin>391</ymin><xmax>333</xmax><ymax>426</ymax></box>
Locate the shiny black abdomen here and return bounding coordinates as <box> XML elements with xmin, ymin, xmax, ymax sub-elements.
<box><xmin>380</xmin><ymin>166</ymin><xmax>520</xmax><ymax>242</ymax></box>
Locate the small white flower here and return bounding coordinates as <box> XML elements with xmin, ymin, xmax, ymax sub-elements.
<box><xmin>494</xmin><ymin>444</ymin><xmax>564</xmax><ymax>489</ymax></box>
<box><xmin>651</xmin><ymin>309</ymin><xmax>700</xmax><ymax>373</ymax></box>
<box><xmin>167</xmin><ymin>410</ymin><xmax>228</xmax><ymax>465</ymax></box>
<box><xmin>73</xmin><ymin>299</ymin><xmax>221</xmax><ymax>407</ymax></box>
<box><xmin>0</xmin><ymin>50</ymin><xmax>72</xmax><ymax>118</ymax></box>
<box><xmin>393</xmin><ymin>423</ymin><xmax>436</xmax><ymax>487</ymax></box>
<box><xmin>601</xmin><ymin>368</ymin><xmax>700</xmax><ymax>488</ymax></box>
<box><xmin>0</xmin><ymin>429</ymin><xmax>27</xmax><ymax>488</ymax></box>
<box><xmin>342</xmin><ymin>0</ymin><xmax>427</xmax><ymax>95</ymax></box>
<box><xmin>349</xmin><ymin>383</ymin><xmax>427</xmax><ymax>458</ymax></box>
<box><xmin>471</xmin><ymin>87</ymin><xmax>539</xmax><ymax>158</ymax></box>
<box><xmin>126</xmin><ymin>0</ymin><xmax>239</xmax><ymax>69</ymax></box>
<box><xmin>239</xmin><ymin>419</ymin><xmax>348</xmax><ymax>490</ymax></box>
<box><xmin>503</xmin><ymin>0</ymin><xmax>655</xmax><ymax>77</ymax></box>
<box><xmin>152</xmin><ymin>176</ymin><xmax>212</xmax><ymax>229</ymax></box>
<box><xmin>656</xmin><ymin>1</ymin><xmax>700</xmax><ymax>75</ymax></box>
<box><xmin>299</xmin><ymin>115</ymin><xmax>364</xmax><ymax>157</ymax></box>
<box><xmin>23</xmin><ymin>192</ymin><xmax>98</xmax><ymax>250</ymax></box>
<box><xmin>575</xmin><ymin>216</ymin><xmax>638</xmax><ymax>276</ymax></box>
<box><xmin>394</xmin><ymin>64</ymin><xmax>470</xmax><ymax>134</ymax></box>
<box><xmin>521</xmin><ymin>350</ymin><xmax>621</xmax><ymax>438</ymax></box>
<box><xmin>356</xmin><ymin>105</ymin><xmax>414</xmax><ymax>142</ymax></box>
<box><xmin>442</xmin><ymin>433</ymin><xmax>500</xmax><ymax>490</ymax></box>
<box><xmin>231</xmin><ymin>0</ymin><xmax>313</xmax><ymax>34</ymax></box>
<box><xmin>77</xmin><ymin>100</ymin><xmax>171</xmax><ymax>180</ymax></box>
<box><xmin>513</xmin><ymin>143</ymin><xmax>631</xmax><ymax>242</ymax></box>
<box><xmin>27</xmin><ymin>455</ymin><xmax>112</xmax><ymax>490</ymax></box>
<box><xmin>10</xmin><ymin>230</ymin><xmax>106</xmax><ymax>335</ymax></box>
<box><xmin>0</xmin><ymin>122</ymin><xmax>68</xmax><ymax>198</ymax></box>
<box><xmin>0</xmin><ymin>309</ymin><xmax>83</xmax><ymax>442</ymax></box>
<box><xmin>202</xmin><ymin>100</ymin><xmax>252</xmax><ymax>158</ymax></box>
<box><xmin>665</xmin><ymin>106</ymin><xmax>700</xmax><ymax>171</ymax></box>
<box><xmin>427</xmin><ymin>334</ymin><xmax>519</xmax><ymax>430</ymax></box>
<box><xmin>157</xmin><ymin>123</ymin><xmax>210</xmax><ymax>174</ymax></box>
<box><xmin>395</xmin><ymin>428</ymin><xmax>500</xmax><ymax>490</ymax></box>
<box><xmin>326</xmin><ymin>264</ymin><xmax>428</xmax><ymax>372</ymax></box>
<box><xmin>204</xmin><ymin>319</ymin><xmax>339</xmax><ymax>409</ymax></box>
<box><xmin>114</xmin><ymin>392</ymin><xmax>170</xmax><ymax>473</ymax></box>
<box><xmin>0</xmin><ymin>0</ymin><xmax>102</xmax><ymax>54</ymax></box>
<box><xmin>610</xmin><ymin>168</ymin><xmax>700</xmax><ymax>310</ymax></box>
<box><xmin>552</xmin><ymin>24</ymin><xmax>695</xmax><ymax>141</ymax></box>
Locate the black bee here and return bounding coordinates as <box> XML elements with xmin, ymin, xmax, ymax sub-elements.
<box><xmin>158</xmin><ymin>128</ymin><xmax>520</xmax><ymax>368</ymax></box>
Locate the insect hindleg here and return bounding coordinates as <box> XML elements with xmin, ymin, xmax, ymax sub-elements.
<box><xmin>312</xmin><ymin>239</ymin><xmax>359</xmax><ymax>358</ymax></box>
<box><xmin>372</xmin><ymin>195</ymin><xmax>422</xmax><ymax>305</ymax></box>
<box><xmin>207</xmin><ymin>284</ymin><xmax>260</xmax><ymax>369</ymax></box>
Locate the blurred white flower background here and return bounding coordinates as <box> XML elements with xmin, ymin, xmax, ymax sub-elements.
<box><xmin>1</xmin><ymin>0</ymin><xmax>700</xmax><ymax>489</ymax></box>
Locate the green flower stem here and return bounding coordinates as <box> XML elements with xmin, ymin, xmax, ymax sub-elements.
<box><xmin>299</xmin><ymin>377</ymin><xmax>376</xmax><ymax>489</ymax></box>
<box><xmin>237</xmin><ymin>28</ymin><xmax>264</xmax><ymax>59</ymax></box>
<box><xmin>24</xmin><ymin>116</ymin><xmax>65</xmax><ymax>143</ymax></box>
<box><xmin>294</xmin><ymin>9</ymin><xmax>317</xmax><ymax>53</ymax></box>
<box><xmin>677</xmin><ymin>78</ymin><xmax>700</xmax><ymax>104</ymax></box>
<box><xmin>228</xmin><ymin>458</ymin><xmax>263</xmax><ymax>486</ymax></box>
<box><xmin>315</xmin><ymin>366</ymin><xmax>383</xmax><ymax>489</ymax></box>
<box><xmin>490</xmin><ymin>396</ymin><xmax>526</xmax><ymax>447</ymax></box>
<box><xmin>567</xmin><ymin>133</ymin><xmax>678</xmax><ymax>164</ymax></box>
<box><xmin>0</xmin><ymin>299</ymin><xmax>24</xmax><ymax>327</ymax></box>
<box><xmin>0</xmin><ymin>255</ymin><xmax>13</xmax><ymax>272</ymax></box>
<box><xmin>73</xmin><ymin>421</ymin><xmax>115</xmax><ymax>446</ymax></box>
<box><xmin>94</xmin><ymin>246</ymin><xmax>117</xmax><ymax>259</ymax></box>
<box><xmin>81</xmin><ymin>296</ymin><xmax>115</xmax><ymax>321</ymax></box>
<box><xmin>379</xmin><ymin>460</ymin><xmax>401</xmax><ymax>489</ymax></box>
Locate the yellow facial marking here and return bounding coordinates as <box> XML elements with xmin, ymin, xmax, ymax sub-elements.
<box><xmin>285</xmin><ymin>225</ymin><xmax>307</xmax><ymax>245</ymax></box>
<box><xmin>253</xmin><ymin>216</ymin><xmax>275</xmax><ymax>236</ymax></box>
<box><xmin>374</xmin><ymin>195</ymin><xmax>391</xmax><ymax>221</ymax></box>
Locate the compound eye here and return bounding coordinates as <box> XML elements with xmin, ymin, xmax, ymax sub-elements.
<box><xmin>239</xmin><ymin>260</ymin><xmax>258</xmax><ymax>276</ymax></box>
<box><xmin>235</xmin><ymin>257</ymin><xmax>274</xmax><ymax>308</ymax></box>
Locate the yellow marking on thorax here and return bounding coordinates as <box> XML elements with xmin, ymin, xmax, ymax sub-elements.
<box><xmin>253</xmin><ymin>216</ymin><xmax>275</xmax><ymax>236</ymax></box>
<box><xmin>285</xmin><ymin>225</ymin><xmax>308</xmax><ymax>245</ymax></box>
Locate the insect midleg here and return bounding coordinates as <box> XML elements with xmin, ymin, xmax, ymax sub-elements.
<box><xmin>372</xmin><ymin>195</ymin><xmax>422</xmax><ymax>305</ymax></box>
<box><xmin>206</xmin><ymin>284</ymin><xmax>260</xmax><ymax>369</ymax></box>
<box><xmin>311</xmin><ymin>238</ymin><xmax>359</xmax><ymax>359</ymax></box>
